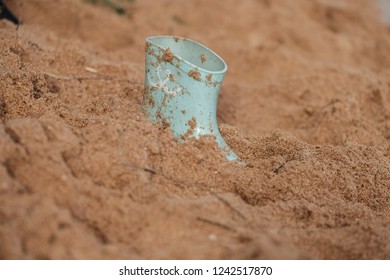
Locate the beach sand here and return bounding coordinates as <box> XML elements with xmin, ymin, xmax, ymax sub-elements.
<box><xmin>0</xmin><ymin>0</ymin><xmax>390</xmax><ymax>259</ymax></box>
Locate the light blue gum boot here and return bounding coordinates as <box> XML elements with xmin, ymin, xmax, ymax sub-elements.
<box><xmin>143</xmin><ymin>36</ymin><xmax>238</xmax><ymax>161</ymax></box>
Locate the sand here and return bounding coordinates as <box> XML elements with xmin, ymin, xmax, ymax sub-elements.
<box><xmin>0</xmin><ymin>0</ymin><xmax>390</xmax><ymax>259</ymax></box>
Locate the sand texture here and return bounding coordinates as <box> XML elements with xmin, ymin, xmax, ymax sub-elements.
<box><xmin>1</xmin><ymin>0</ymin><xmax>390</xmax><ymax>259</ymax></box>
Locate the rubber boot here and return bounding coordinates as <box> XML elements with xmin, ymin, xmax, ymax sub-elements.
<box><xmin>143</xmin><ymin>36</ymin><xmax>238</xmax><ymax>161</ymax></box>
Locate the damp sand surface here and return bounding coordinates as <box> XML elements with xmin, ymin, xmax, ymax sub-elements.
<box><xmin>1</xmin><ymin>0</ymin><xmax>390</xmax><ymax>259</ymax></box>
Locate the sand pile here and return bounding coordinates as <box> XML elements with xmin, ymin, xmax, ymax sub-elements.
<box><xmin>0</xmin><ymin>0</ymin><xmax>390</xmax><ymax>259</ymax></box>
